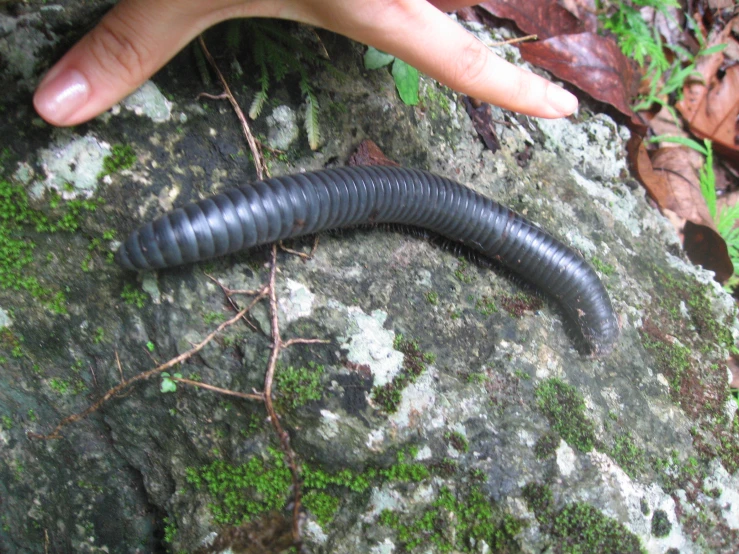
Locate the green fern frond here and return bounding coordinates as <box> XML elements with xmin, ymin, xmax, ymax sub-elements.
<box><xmin>249</xmin><ymin>91</ymin><xmax>269</xmax><ymax>120</ymax></box>
<box><xmin>300</xmin><ymin>81</ymin><xmax>320</xmax><ymax>150</ymax></box>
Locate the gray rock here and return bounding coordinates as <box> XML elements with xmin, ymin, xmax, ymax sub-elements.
<box><xmin>0</xmin><ymin>4</ymin><xmax>737</xmax><ymax>554</ymax></box>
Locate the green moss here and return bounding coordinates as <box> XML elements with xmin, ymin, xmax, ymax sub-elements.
<box><xmin>121</xmin><ymin>283</ymin><xmax>147</xmax><ymax>308</ymax></box>
<box><xmin>372</xmin><ymin>335</ymin><xmax>435</xmax><ymax>414</ymax></box>
<box><xmin>185</xmin><ymin>448</ymin><xmax>292</xmax><ymax>525</ymax></box>
<box><xmin>162</xmin><ymin>517</ymin><xmax>177</xmax><ymax>544</ymax></box>
<box><xmin>524</xmin><ymin>483</ymin><xmax>644</xmax><ymax>552</ymax></box>
<box><xmin>302</xmin><ymin>490</ymin><xmax>340</xmax><ymax>526</ymax></box>
<box><xmin>275</xmin><ymin>362</ymin><xmax>325</xmax><ymax>410</ymax></box>
<box><xmin>425</xmin><ymin>291</ymin><xmax>439</xmax><ymax>305</ymax></box>
<box><xmin>535</xmin><ymin>378</ymin><xmax>596</xmax><ymax>453</ymax></box>
<box><xmin>445</xmin><ymin>431</ymin><xmax>469</xmax><ymax>453</ymax></box>
<box><xmin>522</xmin><ymin>482</ymin><xmax>555</xmax><ymax>523</ymax></box>
<box><xmin>99</xmin><ymin>144</ymin><xmax>137</xmax><ymax>177</ymax></box>
<box><xmin>48</xmin><ymin>378</ymin><xmax>71</xmax><ymax>395</ymax></box>
<box><xmin>552</xmin><ymin>502</ymin><xmax>645</xmax><ymax>553</ymax></box>
<box><xmin>380</xmin><ymin>485</ymin><xmax>523</xmax><ymax>552</ymax></box>
<box><xmin>89</xmin><ymin>327</ymin><xmax>105</xmax><ymax>345</ymax></box>
<box><xmin>534</xmin><ymin>431</ymin><xmax>560</xmax><ymax>459</ymax></box>
<box><xmin>591</xmin><ymin>257</ymin><xmax>616</xmax><ymax>276</ymax></box>
<box><xmin>650</xmin><ymin>509</ymin><xmax>671</xmax><ymax>537</ymax></box>
<box><xmin>454</xmin><ymin>257</ymin><xmax>476</xmax><ymax>284</ymax></box>
<box><xmin>0</xmin><ymin>415</ymin><xmax>12</xmax><ymax>430</ymax></box>
<box><xmin>610</xmin><ymin>432</ymin><xmax>646</xmax><ymax>479</ymax></box>
<box><xmin>203</xmin><ymin>311</ymin><xmax>227</xmax><ymax>325</ymax></box>
<box><xmin>641</xmin><ymin>334</ymin><xmax>692</xmax><ymax>397</ymax></box>
<box><xmin>474</xmin><ymin>295</ymin><xmax>498</xmax><ymax>316</ymax></box>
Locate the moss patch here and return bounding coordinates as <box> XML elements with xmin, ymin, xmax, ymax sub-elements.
<box><xmin>274</xmin><ymin>361</ymin><xmax>325</xmax><ymax>410</ymax></box>
<box><xmin>371</xmin><ymin>334</ymin><xmax>435</xmax><ymax>414</ymax></box>
<box><xmin>523</xmin><ymin>483</ymin><xmax>645</xmax><ymax>553</ymax></box>
<box><xmin>379</xmin><ymin>485</ymin><xmax>523</xmax><ymax>553</ymax></box>
<box><xmin>99</xmin><ymin>143</ymin><xmax>137</xmax><ymax>178</ymax></box>
<box><xmin>0</xmin><ymin>178</ymin><xmax>98</xmax><ymax>312</ymax></box>
<box><xmin>650</xmin><ymin>509</ymin><xmax>671</xmax><ymax>537</ymax></box>
<box><xmin>609</xmin><ymin>431</ymin><xmax>646</xmax><ymax>479</ymax></box>
<box><xmin>535</xmin><ymin>378</ymin><xmax>596</xmax><ymax>453</ymax></box>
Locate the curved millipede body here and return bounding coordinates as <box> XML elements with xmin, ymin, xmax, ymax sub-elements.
<box><xmin>116</xmin><ymin>166</ymin><xmax>619</xmax><ymax>355</ymax></box>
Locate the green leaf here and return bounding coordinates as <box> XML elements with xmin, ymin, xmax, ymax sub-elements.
<box><xmin>391</xmin><ymin>59</ymin><xmax>419</xmax><ymax>106</ymax></box>
<box><xmin>648</xmin><ymin>134</ymin><xmax>707</xmax><ymax>155</ymax></box>
<box><xmin>249</xmin><ymin>91</ymin><xmax>268</xmax><ymax>119</ymax></box>
<box><xmin>364</xmin><ymin>47</ymin><xmax>395</xmax><ymax>70</ymax></box>
<box><xmin>161</xmin><ymin>372</ymin><xmax>179</xmax><ymax>394</ymax></box>
<box><xmin>700</xmin><ymin>43</ymin><xmax>728</xmax><ymax>57</ymax></box>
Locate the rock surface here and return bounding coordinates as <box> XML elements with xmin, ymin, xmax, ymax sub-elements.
<box><xmin>0</xmin><ymin>3</ymin><xmax>738</xmax><ymax>553</ymax></box>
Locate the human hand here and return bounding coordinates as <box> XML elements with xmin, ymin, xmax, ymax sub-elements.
<box><xmin>33</xmin><ymin>0</ymin><xmax>578</xmax><ymax>126</ymax></box>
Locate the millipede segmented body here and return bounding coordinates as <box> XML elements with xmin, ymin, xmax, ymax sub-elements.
<box><xmin>116</xmin><ymin>166</ymin><xmax>619</xmax><ymax>355</ymax></box>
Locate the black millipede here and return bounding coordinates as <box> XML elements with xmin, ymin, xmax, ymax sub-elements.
<box><xmin>115</xmin><ymin>166</ymin><xmax>619</xmax><ymax>356</ymax></box>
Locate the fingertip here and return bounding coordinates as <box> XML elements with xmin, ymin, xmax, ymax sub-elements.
<box><xmin>543</xmin><ymin>85</ymin><xmax>578</xmax><ymax>118</ymax></box>
<box><xmin>33</xmin><ymin>67</ymin><xmax>91</xmax><ymax>126</ymax></box>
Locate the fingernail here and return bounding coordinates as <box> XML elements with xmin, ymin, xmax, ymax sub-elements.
<box><xmin>547</xmin><ymin>86</ymin><xmax>578</xmax><ymax>116</ymax></box>
<box><xmin>34</xmin><ymin>69</ymin><xmax>90</xmax><ymax>125</ymax></box>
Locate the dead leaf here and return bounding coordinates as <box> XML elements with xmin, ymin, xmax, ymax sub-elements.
<box><xmin>463</xmin><ymin>96</ymin><xmax>501</xmax><ymax>152</ymax></box>
<box><xmin>650</xmin><ymin>146</ymin><xmax>714</xmax><ymax>226</ymax></box>
<box><xmin>676</xmin><ymin>18</ymin><xmax>739</xmax><ymax>164</ymax></box>
<box><xmin>347</xmin><ymin>140</ymin><xmax>400</xmax><ymax>167</ymax></box>
<box><xmin>627</xmin><ymin>138</ymin><xmax>733</xmax><ymax>281</ymax></box>
<box><xmin>519</xmin><ymin>33</ymin><xmax>639</xmax><ymax>119</ymax></box>
<box><xmin>683</xmin><ymin>220</ymin><xmax>733</xmax><ymax>282</ymax></box>
<box><xmin>644</xmin><ymin>105</ymin><xmax>690</xmax><ymax>139</ymax></box>
<box><xmin>477</xmin><ymin>0</ymin><xmax>597</xmax><ymax>37</ymax></box>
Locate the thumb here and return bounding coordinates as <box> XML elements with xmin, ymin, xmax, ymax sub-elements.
<box><xmin>33</xmin><ymin>0</ymin><xmax>205</xmax><ymax>126</ymax></box>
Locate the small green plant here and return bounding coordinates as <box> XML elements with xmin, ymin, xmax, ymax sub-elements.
<box><xmin>0</xmin><ymin>415</ymin><xmax>12</xmax><ymax>430</ymax></box>
<box><xmin>146</xmin><ymin>341</ymin><xmax>155</xmax><ymax>352</ymax></box>
<box><xmin>121</xmin><ymin>283</ymin><xmax>147</xmax><ymax>308</ymax></box>
<box><xmin>162</xmin><ymin>517</ymin><xmax>177</xmax><ymax>544</ymax></box>
<box><xmin>92</xmin><ymin>327</ymin><xmax>105</xmax><ymax>344</ymax></box>
<box><xmin>161</xmin><ymin>372</ymin><xmax>183</xmax><ymax>393</ymax></box>
<box><xmin>425</xmin><ymin>291</ymin><xmax>439</xmax><ymax>305</ymax></box>
<box><xmin>364</xmin><ymin>47</ymin><xmax>420</xmax><ymax>106</ymax></box>
<box><xmin>599</xmin><ymin>1</ymin><xmax>727</xmax><ymax>115</ymax></box>
<box><xmin>225</xmin><ymin>20</ymin><xmax>333</xmax><ymax>150</ymax></box>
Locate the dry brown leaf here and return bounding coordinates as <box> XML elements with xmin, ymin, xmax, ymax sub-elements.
<box><xmin>646</xmin><ymin>105</ymin><xmax>691</xmax><ymax>139</ymax></box>
<box><xmin>347</xmin><ymin>140</ymin><xmax>400</xmax><ymax>167</ymax></box>
<box><xmin>477</xmin><ymin>0</ymin><xmax>594</xmax><ymax>38</ymax></box>
<box><xmin>628</xmin><ymin>138</ymin><xmax>733</xmax><ymax>281</ymax></box>
<box><xmin>519</xmin><ymin>33</ymin><xmax>639</xmax><ymax>119</ymax></box>
<box><xmin>650</xmin><ymin>146</ymin><xmax>714</xmax><ymax>226</ymax></box>
<box><xmin>676</xmin><ymin>18</ymin><xmax>739</xmax><ymax>164</ymax></box>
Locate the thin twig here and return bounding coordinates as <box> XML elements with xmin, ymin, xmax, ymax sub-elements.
<box><xmin>261</xmin><ymin>245</ymin><xmax>303</xmax><ymax>543</ymax></box>
<box><xmin>279</xmin><ymin>236</ymin><xmax>320</xmax><ymax>260</ymax></box>
<box><xmin>174</xmin><ymin>377</ymin><xmax>263</xmax><ymax>401</ymax></box>
<box><xmin>197</xmin><ymin>35</ymin><xmax>269</xmax><ymax>180</ymax></box>
<box><xmin>490</xmin><ymin>34</ymin><xmax>538</xmax><ymax>47</ymax></box>
<box><xmin>29</xmin><ymin>290</ymin><xmax>267</xmax><ymax>440</ymax></box>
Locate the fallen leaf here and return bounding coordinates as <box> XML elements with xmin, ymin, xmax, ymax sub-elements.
<box><xmin>629</xmin><ymin>139</ymin><xmax>733</xmax><ymax>281</ymax></box>
<box><xmin>477</xmin><ymin>0</ymin><xmax>596</xmax><ymax>37</ymax></box>
<box><xmin>650</xmin><ymin>146</ymin><xmax>714</xmax><ymax>227</ymax></box>
<box><xmin>645</xmin><ymin>105</ymin><xmax>691</xmax><ymax>139</ymax></box>
<box><xmin>519</xmin><ymin>33</ymin><xmax>640</xmax><ymax>119</ymax></box>
<box><xmin>347</xmin><ymin>139</ymin><xmax>399</xmax><ymax>167</ymax></box>
<box><xmin>676</xmin><ymin>19</ymin><xmax>739</xmax><ymax>164</ymax></box>
<box><xmin>462</xmin><ymin>96</ymin><xmax>501</xmax><ymax>153</ymax></box>
<box><xmin>683</xmin><ymin>220</ymin><xmax>733</xmax><ymax>282</ymax></box>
